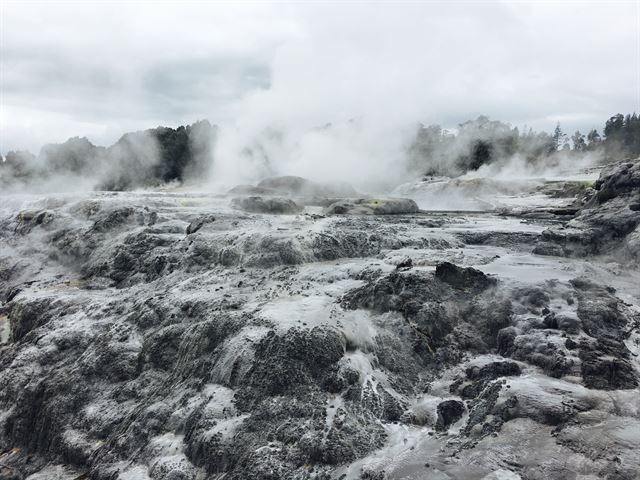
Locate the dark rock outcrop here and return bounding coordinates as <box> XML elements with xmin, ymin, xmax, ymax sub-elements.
<box><xmin>186</xmin><ymin>215</ymin><xmax>215</xmax><ymax>235</ymax></box>
<box><xmin>324</xmin><ymin>198</ymin><xmax>419</xmax><ymax>215</ymax></box>
<box><xmin>231</xmin><ymin>196</ymin><xmax>303</xmax><ymax>214</ymax></box>
<box><xmin>534</xmin><ymin>160</ymin><xmax>640</xmax><ymax>260</ymax></box>
<box><xmin>435</xmin><ymin>262</ymin><xmax>497</xmax><ymax>292</ymax></box>
<box><xmin>435</xmin><ymin>400</ymin><xmax>465</xmax><ymax>431</ymax></box>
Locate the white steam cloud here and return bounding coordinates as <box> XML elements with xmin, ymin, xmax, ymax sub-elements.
<box><xmin>205</xmin><ymin>1</ymin><xmax>634</xmax><ymax>192</ymax></box>
<box><xmin>1</xmin><ymin>1</ymin><xmax>637</xmax><ymax>194</ymax></box>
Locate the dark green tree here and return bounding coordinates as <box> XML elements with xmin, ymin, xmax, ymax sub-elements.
<box><xmin>571</xmin><ymin>131</ymin><xmax>586</xmax><ymax>151</ymax></box>
<box><xmin>0</xmin><ymin>150</ymin><xmax>37</xmax><ymax>179</ymax></box>
<box><xmin>552</xmin><ymin>122</ymin><xmax>566</xmax><ymax>150</ymax></box>
<box><xmin>587</xmin><ymin>129</ymin><xmax>601</xmax><ymax>146</ymax></box>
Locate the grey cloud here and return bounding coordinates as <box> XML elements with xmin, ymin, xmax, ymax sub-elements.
<box><xmin>141</xmin><ymin>57</ymin><xmax>270</xmax><ymax>117</ymax></box>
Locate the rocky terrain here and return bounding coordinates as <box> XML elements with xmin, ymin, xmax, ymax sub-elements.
<box><xmin>0</xmin><ymin>163</ymin><xmax>639</xmax><ymax>480</ymax></box>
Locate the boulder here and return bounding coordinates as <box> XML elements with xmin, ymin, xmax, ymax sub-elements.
<box><xmin>185</xmin><ymin>215</ymin><xmax>215</xmax><ymax>235</ymax></box>
<box><xmin>435</xmin><ymin>400</ymin><xmax>465</xmax><ymax>431</ymax></box>
<box><xmin>231</xmin><ymin>196</ymin><xmax>303</xmax><ymax>214</ymax></box>
<box><xmin>593</xmin><ymin>161</ymin><xmax>640</xmax><ymax>203</ymax></box>
<box><xmin>533</xmin><ymin>160</ymin><xmax>640</xmax><ymax>259</ymax></box>
<box><xmin>435</xmin><ymin>262</ymin><xmax>497</xmax><ymax>291</ymax></box>
<box><xmin>460</xmin><ymin>361</ymin><xmax>521</xmax><ymax>399</ymax></box>
<box><xmin>324</xmin><ymin>198</ymin><xmax>419</xmax><ymax>215</ymax></box>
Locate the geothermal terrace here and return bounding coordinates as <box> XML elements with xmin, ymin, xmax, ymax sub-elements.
<box><xmin>0</xmin><ymin>163</ymin><xmax>639</xmax><ymax>480</ymax></box>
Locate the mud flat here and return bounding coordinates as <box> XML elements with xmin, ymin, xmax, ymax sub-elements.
<box><xmin>0</xmin><ymin>163</ymin><xmax>639</xmax><ymax>480</ymax></box>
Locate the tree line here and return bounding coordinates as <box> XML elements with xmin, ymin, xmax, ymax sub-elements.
<box><xmin>1</xmin><ymin>113</ymin><xmax>639</xmax><ymax>190</ymax></box>
<box><xmin>1</xmin><ymin>120</ymin><xmax>216</xmax><ymax>190</ymax></box>
<box><xmin>409</xmin><ymin>112</ymin><xmax>640</xmax><ymax>176</ymax></box>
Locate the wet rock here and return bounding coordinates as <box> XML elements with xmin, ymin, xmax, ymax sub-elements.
<box><xmin>542</xmin><ymin>314</ymin><xmax>558</xmax><ymax>329</ymax></box>
<box><xmin>324</xmin><ymin>198</ymin><xmax>419</xmax><ymax>215</ymax></box>
<box><xmin>77</xmin><ymin>327</ymin><xmax>141</xmax><ymax>382</ymax></box>
<box><xmin>565</xmin><ymin>338</ymin><xmax>578</xmax><ymax>350</ymax></box>
<box><xmin>149</xmin><ymin>455</ymin><xmax>197</xmax><ymax>480</ymax></box>
<box><xmin>91</xmin><ymin>206</ymin><xmax>136</xmax><ymax>232</ymax></box>
<box><xmin>345</xmin><ymin>382</ymin><xmax>408</xmax><ymax>422</ymax></box>
<box><xmin>514</xmin><ymin>286</ymin><xmax>550</xmax><ymax>310</ymax></box>
<box><xmin>435</xmin><ymin>262</ymin><xmax>497</xmax><ymax>292</ymax></box>
<box><xmin>186</xmin><ymin>215</ymin><xmax>215</xmax><ymax>234</ymax></box>
<box><xmin>511</xmin><ymin>333</ymin><xmax>573</xmax><ymax>378</ymax></box>
<box><xmin>593</xmin><ymin>161</ymin><xmax>640</xmax><ymax>203</ymax></box>
<box><xmin>459</xmin><ymin>361</ymin><xmax>521</xmax><ymax>399</ymax></box>
<box><xmin>241</xmin><ymin>235</ymin><xmax>307</xmax><ymax>268</ymax></box>
<box><xmin>343</xmin><ymin>269</ymin><xmax>512</xmax><ymax>362</ymax></box>
<box><xmin>110</xmin><ymin>249</ymin><xmax>137</xmax><ymax>282</ymax></box>
<box><xmin>465</xmin><ymin>298</ymin><xmax>513</xmax><ymax>349</ymax></box>
<box><xmin>342</xmin><ymin>271</ymin><xmax>442</xmax><ymax>314</ymax></box>
<box><xmin>579</xmin><ymin>337</ymin><xmax>638</xmax><ymax>390</ymax></box>
<box><xmin>341</xmin><ymin>272</ymin><xmax>456</xmax><ymax>352</ymax></box>
<box><xmin>580</xmin><ymin>354</ymin><xmax>637</xmax><ymax>390</ymax></box>
<box><xmin>2</xmin><ymin>376</ymin><xmax>90</xmax><ymax>456</ymax></box>
<box><xmin>231</xmin><ymin>196</ymin><xmax>303</xmax><ymax>214</ymax></box>
<box><xmin>461</xmin><ymin>381</ymin><xmax>508</xmax><ymax>438</ymax></box>
<box><xmin>534</xmin><ymin>160</ymin><xmax>640</xmax><ymax>259</ymax></box>
<box><xmin>322</xmin><ymin>365</ymin><xmax>360</xmax><ymax>393</ymax></box>
<box><xmin>238</xmin><ymin>327</ymin><xmax>345</xmax><ymax>402</ymax></box>
<box><xmin>532</xmin><ymin>241</ymin><xmax>566</xmax><ymax>257</ymax></box>
<box><xmin>435</xmin><ymin>399</ymin><xmax>465</xmax><ymax>431</ymax></box>
<box><xmin>576</xmin><ymin>291</ymin><xmax>628</xmax><ymax>339</ymax></box>
<box><xmin>8</xmin><ymin>298</ymin><xmax>55</xmax><ymax>342</ymax></box>
<box><xmin>315</xmin><ymin>410</ymin><xmax>387</xmax><ymax>465</ymax></box>
<box><xmin>496</xmin><ymin>327</ymin><xmax>518</xmax><ymax>355</ymax></box>
<box><xmin>466</xmin><ymin>361</ymin><xmax>521</xmax><ymax>381</ymax></box>
<box><xmin>310</xmin><ymin>229</ymin><xmax>380</xmax><ymax>261</ymax></box>
<box><xmin>457</xmin><ymin>230</ymin><xmax>540</xmax><ymax>248</ymax></box>
<box><xmin>395</xmin><ymin>256</ymin><xmax>413</xmax><ymax>271</ymax></box>
<box><xmin>360</xmin><ymin>469</ymin><xmax>386</xmax><ymax>480</ymax></box>
<box><xmin>554</xmin><ymin>312</ymin><xmax>581</xmax><ymax>334</ymax></box>
<box><xmin>2</xmin><ymin>188</ymin><xmax>640</xmax><ymax>479</ymax></box>
<box><xmin>141</xmin><ymin>324</ymin><xmax>185</xmax><ymax>370</ymax></box>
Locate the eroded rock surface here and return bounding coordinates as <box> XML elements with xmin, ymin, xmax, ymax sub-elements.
<box><xmin>535</xmin><ymin>159</ymin><xmax>640</xmax><ymax>261</ymax></box>
<box><xmin>0</xmin><ymin>185</ymin><xmax>638</xmax><ymax>480</ymax></box>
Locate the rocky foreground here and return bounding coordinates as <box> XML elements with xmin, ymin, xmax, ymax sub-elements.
<box><xmin>0</xmin><ymin>164</ymin><xmax>639</xmax><ymax>480</ymax></box>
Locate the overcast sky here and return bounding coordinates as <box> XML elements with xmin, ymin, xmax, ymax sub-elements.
<box><xmin>1</xmin><ymin>0</ymin><xmax>639</xmax><ymax>154</ymax></box>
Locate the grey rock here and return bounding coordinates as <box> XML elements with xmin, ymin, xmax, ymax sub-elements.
<box><xmin>435</xmin><ymin>400</ymin><xmax>465</xmax><ymax>431</ymax></box>
<box><xmin>324</xmin><ymin>198</ymin><xmax>419</xmax><ymax>215</ymax></box>
<box><xmin>534</xmin><ymin>160</ymin><xmax>640</xmax><ymax>260</ymax></box>
<box><xmin>186</xmin><ymin>215</ymin><xmax>215</xmax><ymax>234</ymax></box>
<box><xmin>435</xmin><ymin>262</ymin><xmax>497</xmax><ymax>292</ymax></box>
<box><xmin>231</xmin><ymin>196</ymin><xmax>303</xmax><ymax>214</ymax></box>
